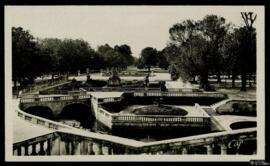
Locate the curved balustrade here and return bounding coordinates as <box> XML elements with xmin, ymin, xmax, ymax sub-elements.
<box><xmin>210</xmin><ymin>99</ymin><xmax>256</xmax><ymax>111</ymax></box>
<box><xmin>112</xmin><ymin>115</ymin><xmax>209</xmax><ymax>123</ymax></box>
<box><xmin>97</xmin><ymin>104</ymin><xmax>211</xmax><ymax>129</ymax></box>
<box><xmin>15</xmin><ymin>109</ymin><xmax>74</xmax><ymax>130</ymax></box>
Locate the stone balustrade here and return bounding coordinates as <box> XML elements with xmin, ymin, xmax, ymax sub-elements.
<box><xmin>13</xmin><ymin>132</ymin><xmax>57</xmax><ymax>156</ymax></box>
<box><xmin>19</xmin><ymin>77</ymin><xmax>69</xmax><ymax>95</ymax></box>
<box><xmin>20</xmin><ymin>95</ymin><xmax>91</xmax><ymax>104</ymax></box>
<box><xmin>13</xmin><ymin>127</ymin><xmax>256</xmax><ymax>155</ymax></box>
<box><xmin>15</xmin><ymin>109</ymin><xmax>74</xmax><ymax>130</ymax></box>
<box><xmin>133</xmin><ymin>91</ymin><xmax>227</xmax><ymax>98</ymax></box>
<box><xmin>97</xmin><ymin>104</ymin><xmax>211</xmax><ymax>129</ymax></box>
<box><xmin>14</xmin><ymin>98</ymin><xmax>256</xmax><ymax>156</ymax></box>
<box><xmin>19</xmin><ymin>91</ymin><xmax>227</xmax><ymax>104</ymax></box>
<box><xmin>210</xmin><ymin>99</ymin><xmax>256</xmax><ymax>111</ymax></box>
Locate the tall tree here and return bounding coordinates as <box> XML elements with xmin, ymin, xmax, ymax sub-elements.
<box><xmin>57</xmin><ymin>39</ymin><xmax>95</xmax><ymax>74</ymax></box>
<box><xmin>240</xmin><ymin>12</ymin><xmax>257</xmax><ymax>91</ymax></box>
<box><xmin>114</xmin><ymin>44</ymin><xmax>134</xmax><ymax>67</ymax></box>
<box><xmin>138</xmin><ymin>47</ymin><xmax>158</xmax><ymax>72</ymax></box>
<box><xmin>12</xmin><ymin>27</ymin><xmax>47</xmax><ymax>87</ymax></box>
<box><xmin>168</xmin><ymin>20</ymin><xmax>212</xmax><ymax>90</ymax></box>
<box><xmin>38</xmin><ymin>38</ymin><xmax>62</xmax><ymax>79</ymax></box>
<box><xmin>157</xmin><ymin>50</ymin><xmax>169</xmax><ymax>69</ymax></box>
<box><xmin>220</xmin><ymin>28</ymin><xmax>240</xmax><ymax>88</ymax></box>
<box><xmin>198</xmin><ymin>15</ymin><xmax>230</xmax><ymax>83</ymax></box>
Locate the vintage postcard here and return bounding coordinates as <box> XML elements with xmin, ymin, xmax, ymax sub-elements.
<box><xmin>4</xmin><ymin>5</ymin><xmax>267</xmax><ymax>162</ymax></box>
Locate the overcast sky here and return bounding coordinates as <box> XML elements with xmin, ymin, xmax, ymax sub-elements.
<box><xmin>5</xmin><ymin>6</ymin><xmax>262</xmax><ymax>57</ymax></box>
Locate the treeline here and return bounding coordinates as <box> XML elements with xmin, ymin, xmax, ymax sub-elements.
<box><xmin>12</xmin><ymin>27</ymin><xmax>134</xmax><ymax>87</ymax></box>
<box><xmin>136</xmin><ymin>12</ymin><xmax>256</xmax><ymax>91</ymax></box>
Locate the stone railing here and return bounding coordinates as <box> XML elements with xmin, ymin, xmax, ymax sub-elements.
<box><xmin>97</xmin><ymin>97</ymin><xmax>122</xmax><ymax>103</ymax></box>
<box><xmin>81</xmin><ymin>87</ymin><xmax>161</xmax><ymax>92</ymax></box>
<box><xmin>97</xmin><ymin>104</ymin><xmax>211</xmax><ymax>129</ymax></box>
<box><xmin>13</xmin><ymin>132</ymin><xmax>58</xmax><ymax>156</ymax></box>
<box><xmin>97</xmin><ymin>107</ymin><xmax>114</xmax><ymax>128</ymax></box>
<box><xmin>167</xmin><ymin>88</ymin><xmax>202</xmax><ymax>92</ymax></box>
<box><xmin>133</xmin><ymin>91</ymin><xmax>227</xmax><ymax>98</ymax></box>
<box><xmin>20</xmin><ymin>94</ymin><xmax>91</xmax><ymax>104</ymax></box>
<box><xmin>210</xmin><ymin>99</ymin><xmax>256</xmax><ymax>111</ymax></box>
<box><xmin>81</xmin><ymin>87</ymin><xmax>203</xmax><ymax>93</ymax></box>
<box><xmin>111</xmin><ymin>115</ymin><xmax>210</xmax><ymax>128</ymax></box>
<box><xmin>15</xmin><ymin>108</ymin><xmax>74</xmax><ymax>130</ymax></box>
<box><xmin>19</xmin><ymin>77</ymin><xmax>69</xmax><ymax>95</ymax></box>
<box><xmin>13</xmin><ymin>127</ymin><xmax>256</xmax><ymax>155</ymax></box>
<box><xmin>210</xmin><ymin>99</ymin><xmax>231</xmax><ymax>111</ymax></box>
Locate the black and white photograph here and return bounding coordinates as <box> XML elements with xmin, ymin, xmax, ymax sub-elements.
<box><xmin>4</xmin><ymin>4</ymin><xmax>267</xmax><ymax>162</ymax></box>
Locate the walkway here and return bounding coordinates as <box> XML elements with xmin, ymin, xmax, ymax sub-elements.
<box><xmin>13</xmin><ymin>114</ymin><xmax>54</xmax><ymax>143</ymax></box>
<box><xmin>213</xmin><ymin>115</ymin><xmax>256</xmax><ymax>131</ymax></box>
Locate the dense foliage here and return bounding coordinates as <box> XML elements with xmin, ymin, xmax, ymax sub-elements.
<box><xmin>12</xmin><ymin>27</ymin><xmax>135</xmax><ymax>87</ymax></box>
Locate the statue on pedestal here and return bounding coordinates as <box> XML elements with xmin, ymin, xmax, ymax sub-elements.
<box><xmin>144</xmin><ymin>74</ymin><xmax>150</xmax><ymax>87</ymax></box>
<box><xmin>107</xmin><ymin>68</ymin><xmax>121</xmax><ymax>87</ymax></box>
<box><xmin>86</xmin><ymin>68</ymin><xmax>91</xmax><ymax>83</ymax></box>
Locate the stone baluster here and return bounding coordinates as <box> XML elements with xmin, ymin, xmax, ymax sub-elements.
<box><xmin>157</xmin><ymin>150</ymin><xmax>164</xmax><ymax>155</ymax></box>
<box><xmin>24</xmin><ymin>144</ymin><xmax>29</xmax><ymax>156</ymax></box>
<box><xmin>50</xmin><ymin>137</ymin><xmax>60</xmax><ymax>155</ymax></box>
<box><xmin>46</xmin><ymin>139</ymin><xmax>51</xmax><ymax>155</ymax></box>
<box><xmin>38</xmin><ymin>141</ymin><xmax>46</xmax><ymax>155</ymax></box>
<box><xmin>88</xmin><ymin>141</ymin><xmax>95</xmax><ymax>155</ymax></box>
<box><xmin>17</xmin><ymin>147</ymin><xmax>22</xmax><ymax>156</ymax></box>
<box><xmin>80</xmin><ymin>140</ymin><xmax>89</xmax><ymax>155</ymax></box>
<box><xmin>60</xmin><ymin>139</ymin><xmax>67</xmax><ymax>155</ymax></box>
<box><xmin>31</xmin><ymin>143</ymin><xmax>38</xmax><ymax>155</ymax></box>
<box><xmin>65</xmin><ymin>141</ymin><xmax>71</xmax><ymax>155</ymax></box>
<box><xmin>73</xmin><ymin>140</ymin><xmax>81</xmax><ymax>155</ymax></box>
<box><xmin>96</xmin><ymin>142</ymin><xmax>103</xmax><ymax>155</ymax></box>
<box><xmin>181</xmin><ymin>147</ymin><xmax>188</xmax><ymax>154</ymax></box>
<box><xmin>220</xmin><ymin>144</ymin><xmax>228</xmax><ymax>155</ymax></box>
<box><xmin>108</xmin><ymin>146</ymin><xmax>113</xmax><ymax>155</ymax></box>
<box><xmin>13</xmin><ymin>149</ymin><xmax>17</xmax><ymax>156</ymax></box>
<box><xmin>205</xmin><ymin>145</ymin><xmax>213</xmax><ymax>155</ymax></box>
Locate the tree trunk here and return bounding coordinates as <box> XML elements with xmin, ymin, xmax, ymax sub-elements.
<box><xmin>216</xmin><ymin>71</ymin><xmax>221</xmax><ymax>83</ymax></box>
<box><xmin>200</xmin><ymin>71</ymin><xmax>210</xmax><ymax>91</ymax></box>
<box><xmin>148</xmin><ymin>66</ymin><xmax>151</xmax><ymax>72</ymax></box>
<box><xmin>232</xmin><ymin>72</ymin><xmax>236</xmax><ymax>88</ymax></box>
<box><xmin>241</xmin><ymin>73</ymin><xmax>247</xmax><ymax>91</ymax></box>
<box><xmin>51</xmin><ymin>72</ymin><xmax>55</xmax><ymax>81</ymax></box>
<box><xmin>249</xmin><ymin>74</ymin><xmax>252</xmax><ymax>88</ymax></box>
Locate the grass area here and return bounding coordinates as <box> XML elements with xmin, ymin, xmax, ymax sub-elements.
<box><xmin>216</xmin><ymin>88</ymin><xmax>256</xmax><ymax>100</ymax></box>
<box><xmin>216</xmin><ymin>100</ymin><xmax>256</xmax><ymax>116</ymax></box>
